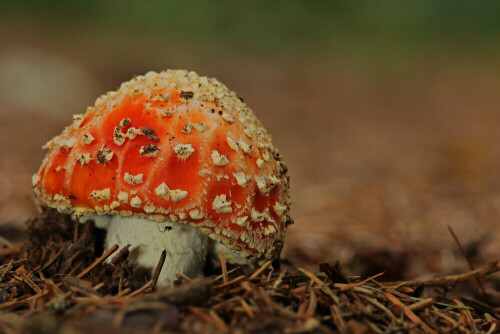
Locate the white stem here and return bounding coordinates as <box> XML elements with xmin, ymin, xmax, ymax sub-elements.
<box><xmin>82</xmin><ymin>214</ymin><xmax>210</xmax><ymax>286</ymax></box>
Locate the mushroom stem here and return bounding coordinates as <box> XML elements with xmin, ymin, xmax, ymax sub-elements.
<box><xmin>82</xmin><ymin>214</ymin><xmax>210</xmax><ymax>285</ymax></box>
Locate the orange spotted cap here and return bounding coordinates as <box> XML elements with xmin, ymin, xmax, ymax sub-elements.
<box><xmin>33</xmin><ymin>70</ymin><xmax>292</xmax><ymax>262</ymax></box>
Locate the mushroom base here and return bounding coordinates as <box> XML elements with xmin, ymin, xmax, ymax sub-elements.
<box><xmin>82</xmin><ymin>214</ymin><xmax>210</xmax><ymax>286</ymax></box>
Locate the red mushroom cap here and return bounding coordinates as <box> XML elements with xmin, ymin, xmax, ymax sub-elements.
<box><xmin>33</xmin><ymin>70</ymin><xmax>292</xmax><ymax>262</ymax></box>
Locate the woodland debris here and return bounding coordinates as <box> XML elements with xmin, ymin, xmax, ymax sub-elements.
<box><xmin>0</xmin><ymin>211</ymin><xmax>499</xmax><ymax>333</ymax></box>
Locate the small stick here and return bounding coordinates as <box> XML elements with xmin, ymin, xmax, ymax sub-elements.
<box><xmin>73</xmin><ymin>218</ymin><xmax>79</xmax><ymax>243</ymax></box>
<box><xmin>111</xmin><ymin>245</ymin><xmax>130</xmax><ymax>265</ymax></box>
<box><xmin>240</xmin><ymin>298</ymin><xmax>254</xmax><ymax>318</ymax></box>
<box><xmin>257</xmin><ymin>286</ymin><xmax>276</xmax><ymax>312</ymax></box>
<box><xmin>176</xmin><ymin>273</ymin><xmax>192</xmax><ymax>282</ymax></box>
<box><xmin>151</xmin><ymin>250</ymin><xmax>167</xmax><ymax>290</ymax></box>
<box><xmin>211</xmin><ymin>296</ymin><xmax>241</xmax><ymax>310</ymax></box>
<box><xmin>364</xmin><ymin>296</ymin><xmax>398</xmax><ymax>321</ymax></box>
<box><xmin>448</xmin><ymin>225</ymin><xmax>487</xmax><ymax>297</ymax></box>
<box><xmin>430</xmin><ymin>307</ymin><xmax>460</xmax><ymax>330</ymax></box>
<box><xmin>338</xmin><ymin>272</ymin><xmax>385</xmax><ymax>292</ymax></box>
<box><xmin>93</xmin><ymin>282</ymin><xmax>105</xmax><ymax>291</ymax></box>
<box><xmin>77</xmin><ymin>244</ymin><xmax>119</xmax><ymax>279</ymax></box>
<box><xmin>38</xmin><ymin>244</ymin><xmax>66</xmax><ymax>272</ymax></box>
<box><xmin>364</xmin><ymin>320</ymin><xmax>384</xmax><ymax>334</ymax></box>
<box><xmin>42</xmin><ymin>275</ymin><xmax>63</xmax><ymax>295</ymax></box>
<box><xmin>213</xmin><ymin>267</ymin><xmax>241</xmax><ymax>282</ymax></box>
<box><xmin>240</xmin><ymin>281</ymin><xmax>254</xmax><ymax>292</ymax></box>
<box><xmin>297</xmin><ymin>267</ymin><xmax>325</xmax><ymax>286</ymax></box>
<box><xmin>272</xmin><ymin>270</ymin><xmax>286</xmax><ymax>289</ymax></box>
<box><xmin>118</xmin><ymin>263</ymin><xmax>125</xmax><ymax>294</ymax></box>
<box><xmin>454</xmin><ymin>299</ymin><xmax>477</xmax><ymax>333</ymax></box>
<box><xmin>386</xmin><ymin>261</ymin><xmax>500</xmax><ymax>288</ymax></box>
<box><xmin>307</xmin><ymin>289</ymin><xmax>318</xmax><ymax>317</ymax></box>
<box><xmin>19</xmin><ymin>273</ymin><xmax>43</xmax><ymax>294</ymax></box>
<box><xmin>127</xmin><ymin>280</ymin><xmax>152</xmax><ymax>297</ymax></box>
<box><xmin>67</xmin><ymin>261</ymin><xmax>83</xmax><ymax>276</ymax></box>
<box><xmin>330</xmin><ymin>305</ymin><xmax>347</xmax><ymax>332</ymax></box>
<box><xmin>408</xmin><ymin>298</ymin><xmax>435</xmax><ymax>311</ymax></box>
<box><xmin>208</xmin><ymin>310</ymin><xmax>227</xmax><ymax>332</ymax></box>
<box><xmin>249</xmin><ymin>260</ymin><xmax>272</xmax><ymax>280</ymax></box>
<box><xmin>0</xmin><ymin>259</ymin><xmax>24</xmax><ymax>270</ymax></box>
<box><xmin>297</xmin><ymin>267</ymin><xmax>340</xmax><ymax>304</ymax></box>
<box><xmin>117</xmin><ymin>287</ymin><xmax>132</xmax><ymax>296</ymax></box>
<box><xmin>265</xmin><ymin>270</ymin><xmax>273</xmax><ymax>283</ymax></box>
<box><xmin>189</xmin><ymin>306</ymin><xmax>214</xmax><ymax>324</ymax></box>
<box><xmin>385</xmin><ymin>292</ymin><xmax>437</xmax><ymax>334</ymax></box>
<box><xmin>214</xmin><ymin>275</ymin><xmax>246</xmax><ymax>289</ymax></box>
<box><xmin>0</xmin><ymin>259</ymin><xmax>13</xmax><ymax>283</ymax></box>
<box><xmin>220</xmin><ymin>248</ymin><xmax>228</xmax><ymax>284</ymax></box>
<box><xmin>0</xmin><ymin>291</ymin><xmax>47</xmax><ymax>310</ymax></box>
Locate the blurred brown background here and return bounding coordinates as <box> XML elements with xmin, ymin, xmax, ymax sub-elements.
<box><xmin>1</xmin><ymin>1</ymin><xmax>499</xmax><ymax>279</ymax></box>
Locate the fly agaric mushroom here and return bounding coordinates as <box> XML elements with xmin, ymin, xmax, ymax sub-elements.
<box><xmin>33</xmin><ymin>69</ymin><xmax>292</xmax><ymax>284</ymax></box>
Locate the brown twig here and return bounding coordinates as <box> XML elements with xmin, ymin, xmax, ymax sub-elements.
<box><xmin>249</xmin><ymin>260</ymin><xmax>272</xmax><ymax>280</ymax></box>
<box><xmin>127</xmin><ymin>280</ymin><xmax>152</xmax><ymax>297</ymax></box>
<box><xmin>408</xmin><ymin>298</ymin><xmax>434</xmax><ymax>311</ymax></box>
<box><xmin>220</xmin><ymin>248</ymin><xmax>228</xmax><ymax>284</ymax></box>
<box><xmin>385</xmin><ymin>292</ymin><xmax>436</xmax><ymax>334</ymax></box>
<box><xmin>213</xmin><ymin>266</ymin><xmax>240</xmax><ymax>282</ymax></box>
<box><xmin>214</xmin><ymin>275</ymin><xmax>246</xmax><ymax>289</ymax></box>
<box><xmin>151</xmin><ymin>250</ymin><xmax>167</xmax><ymax>290</ymax></box>
<box><xmin>448</xmin><ymin>225</ymin><xmax>487</xmax><ymax>297</ymax></box>
<box><xmin>111</xmin><ymin>245</ymin><xmax>130</xmax><ymax>265</ymax></box>
<box><xmin>38</xmin><ymin>243</ymin><xmax>67</xmax><ymax>272</ymax></box>
<box><xmin>77</xmin><ymin>244</ymin><xmax>119</xmax><ymax>279</ymax></box>
<box><xmin>176</xmin><ymin>273</ymin><xmax>192</xmax><ymax>282</ymax></box>
<box><xmin>454</xmin><ymin>299</ymin><xmax>477</xmax><ymax>334</ymax></box>
<box><xmin>386</xmin><ymin>261</ymin><xmax>500</xmax><ymax>288</ymax></box>
<box><xmin>73</xmin><ymin>219</ymin><xmax>79</xmax><ymax>244</ymax></box>
<box><xmin>0</xmin><ymin>259</ymin><xmax>13</xmax><ymax>283</ymax></box>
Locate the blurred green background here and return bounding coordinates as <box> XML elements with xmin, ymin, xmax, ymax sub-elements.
<box><xmin>3</xmin><ymin>1</ymin><xmax>500</xmax><ymax>70</ymax></box>
<box><xmin>1</xmin><ymin>1</ymin><xmax>500</xmax><ymax>277</ymax></box>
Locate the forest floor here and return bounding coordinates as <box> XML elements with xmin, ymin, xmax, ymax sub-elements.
<box><xmin>0</xmin><ymin>42</ymin><xmax>500</xmax><ymax>332</ymax></box>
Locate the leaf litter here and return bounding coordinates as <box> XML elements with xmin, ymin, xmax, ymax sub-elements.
<box><xmin>0</xmin><ymin>209</ymin><xmax>499</xmax><ymax>333</ymax></box>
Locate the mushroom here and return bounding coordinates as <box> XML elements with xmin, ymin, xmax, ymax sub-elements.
<box><xmin>33</xmin><ymin>70</ymin><xmax>292</xmax><ymax>285</ymax></box>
